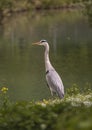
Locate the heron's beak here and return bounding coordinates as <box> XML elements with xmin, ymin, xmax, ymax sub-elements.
<box><xmin>32</xmin><ymin>42</ymin><xmax>40</xmax><ymax>45</ymax></box>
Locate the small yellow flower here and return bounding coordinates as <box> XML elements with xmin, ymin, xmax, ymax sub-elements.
<box><xmin>43</xmin><ymin>99</ymin><xmax>48</xmax><ymax>104</ymax></box>
<box><xmin>1</xmin><ymin>87</ymin><xmax>8</xmax><ymax>94</ymax></box>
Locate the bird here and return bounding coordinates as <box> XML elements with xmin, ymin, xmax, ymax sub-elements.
<box><xmin>32</xmin><ymin>40</ymin><xmax>64</xmax><ymax>98</ymax></box>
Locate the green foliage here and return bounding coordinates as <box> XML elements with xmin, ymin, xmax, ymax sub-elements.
<box><xmin>0</xmin><ymin>0</ymin><xmax>92</xmax><ymax>18</ymax></box>
<box><xmin>66</xmin><ymin>84</ymin><xmax>80</xmax><ymax>95</ymax></box>
<box><xmin>0</xmin><ymin>0</ymin><xmax>89</xmax><ymax>12</ymax></box>
<box><xmin>83</xmin><ymin>0</ymin><xmax>92</xmax><ymax>26</ymax></box>
<box><xmin>0</xmin><ymin>0</ymin><xmax>12</xmax><ymax>9</ymax></box>
<box><xmin>32</xmin><ymin>0</ymin><xmax>78</xmax><ymax>9</ymax></box>
<box><xmin>0</xmin><ymin>85</ymin><xmax>92</xmax><ymax>130</ymax></box>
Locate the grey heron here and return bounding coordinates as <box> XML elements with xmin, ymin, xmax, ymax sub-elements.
<box><xmin>32</xmin><ymin>40</ymin><xmax>64</xmax><ymax>98</ymax></box>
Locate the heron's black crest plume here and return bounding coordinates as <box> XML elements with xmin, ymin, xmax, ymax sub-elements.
<box><xmin>40</xmin><ymin>40</ymin><xmax>47</xmax><ymax>43</ymax></box>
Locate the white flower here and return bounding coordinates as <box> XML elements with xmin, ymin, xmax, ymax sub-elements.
<box><xmin>83</xmin><ymin>101</ymin><xmax>92</xmax><ymax>107</ymax></box>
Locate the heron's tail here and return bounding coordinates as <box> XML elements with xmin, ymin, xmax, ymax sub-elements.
<box><xmin>57</xmin><ymin>88</ymin><xmax>64</xmax><ymax>99</ymax></box>
<box><xmin>58</xmin><ymin>92</ymin><xmax>64</xmax><ymax>98</ymax></box>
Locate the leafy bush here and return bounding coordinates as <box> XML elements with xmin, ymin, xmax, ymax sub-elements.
<box><xmin>0</xmin><ymin>85</ymin><xmax>92</xmax><ymax>130</ymax></box>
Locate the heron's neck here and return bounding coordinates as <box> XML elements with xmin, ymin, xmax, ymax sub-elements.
<box><xmin>44</xmin><ymin>43</ymin><xmax>54</xmax><ymax>71</ymax></box>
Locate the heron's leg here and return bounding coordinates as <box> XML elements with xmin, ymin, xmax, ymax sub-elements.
<box><xmin>50</xmin><ymin>91</ymin><xmax>57</xmax><ymax>100</ymax></box>
<box><xmin>49</xmin><ymin>88</ymin><xmax>54</xmax><ymax>96</ymax></box>
<box><xmin>50</xmin><ymin>90</ymin><xmax>53</xmax><ymax>96</ymax></box>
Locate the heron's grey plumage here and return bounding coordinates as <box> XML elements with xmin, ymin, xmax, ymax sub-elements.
<box><xmin>33</xmin><ymin>40</ymin><xmax>64</xmax><ymax>98</ymax></box>
<box><xmin>46</xmin><ymin>69</ymin><xmax>64</xmax><ymax>98</ymax></box>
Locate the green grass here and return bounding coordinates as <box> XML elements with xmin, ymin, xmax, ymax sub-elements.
<box><xmin>0</xmin><ymin>85</ymin><xmax>92</xmax><ymax>130</ymax></box>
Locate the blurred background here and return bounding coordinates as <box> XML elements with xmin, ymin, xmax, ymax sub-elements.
<box><xmin>0</xmin><ymin>0</ymin><xmax>92</xmax><ymax>101</ymax></box>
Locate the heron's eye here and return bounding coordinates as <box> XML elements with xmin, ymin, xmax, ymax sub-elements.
<box><xmin>40</xmin><ymin>40</ymin><xmax>47</xmax><ymax>43</ymax></box>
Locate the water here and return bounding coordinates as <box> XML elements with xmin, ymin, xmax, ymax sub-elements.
<box><xmin>0</xmin><ymin>9</ymin><xmax>92</xmax><ymax>101</ymax></box>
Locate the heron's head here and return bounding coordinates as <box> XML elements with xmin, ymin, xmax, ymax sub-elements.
<box><xmin>32</xmin><ymin>39</ymin><xmax>48</xmax><ymax>46</ymax></box>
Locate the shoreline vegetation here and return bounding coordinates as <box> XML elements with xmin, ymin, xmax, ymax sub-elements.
<box><xmin>0</xmin><ymin>85</ymin><xmax>92</xmax><ymax>130</ymax></box>
<box><xmin>0</xmin><ymin>0</ymin><xmax>91</xmax><ymax>18</ymax></box>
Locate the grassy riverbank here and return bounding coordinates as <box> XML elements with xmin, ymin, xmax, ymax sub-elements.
<box><xmin>0</xmin><ymin>0</ymin><xmax>90</xmax><ymax>16</ymax></box>
<box><xmin>0</xmin><ymin>0</ymin><xmax>92</xmax><ymax>25</ymax></box>
<box><xmin>0</xmin><ymin>85</ymin><xmax>92</xmax><ymax>130</ymax></box>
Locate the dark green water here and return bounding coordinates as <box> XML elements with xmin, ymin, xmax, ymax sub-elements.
<box><xmin>0</xmin><ymin>9</ymin><xmax>92</xmax><ymax>101</ymax></box>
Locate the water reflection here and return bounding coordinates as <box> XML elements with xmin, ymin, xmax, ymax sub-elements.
<box><xmin>0</xmin><ymin>9</ymin><xmax>92</xmax><ymax>101</ymax></box>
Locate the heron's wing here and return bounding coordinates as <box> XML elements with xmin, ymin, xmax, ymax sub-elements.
<box><xmin>46</xmin><ymin>70</ymin><xmax>64</xmax><ymax>98</ymax></box>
